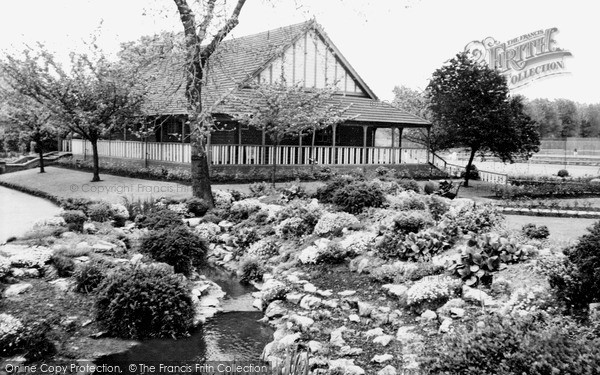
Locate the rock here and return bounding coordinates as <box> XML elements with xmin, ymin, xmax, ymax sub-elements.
<box><xmin>303</xmin><ymin>283</ymin><xmax>317</xmax><ymax>293</ymax></box>
<box><xmin>388</xmin><ymin>310</ymin><xmax>403</xmax><ymax>325</ymax></box>
<box><xmin>371</xmin><ymin>310</ymin><xmax>390</xmax><ymax>325</ymax></box>
<box><xmin>61</xmin><ymin>231</ymin><xmax>77</xmax><ymax>238</ymax></box>
<box><xmin>317</xmin><ymin>289</ymin><xmax>333</xmax><ymax>297</ymax></box>
<box><xmin>339</xmin><ymin>346</ymin><xmax>363</xmax><ymax>356</ymax></box>
<box><xmin>439</xmin><ymin>317</ymin><xmax>453</xmax><ymax>333</ymax></box>
<box><xmin>76</xmin><ymin>242</ymin><xmax>90</xmax><ymax>250</ymax></box>
<box><xmin>265</xmin><ymin>301</ymin><xmax>286</xmax><ymax>319</ymax></box>
<box><xmin>129</xmin><ymin>254</ymin><xmax>144</xmax><ymax>264</ymax></box>
<box><xmin>372</xmin><ymin>354</ymin><xmax>394</xmax><ymax>363</ymax></box>
<box><xmin>290</xmin><ymin>315</ymin><xmax>314</xmax><ymax>331</ymax></box>
<box><xmin>437</xmin><ymin>298</ymin><xmax>466</xmax><ymax>316</ymax></box>
<box><xmin>338</xmin><ymin>290</ymin><xmax>357</xmax><ymax>297</ymax></box>
<box><xmin>450</xmin><ymin>307</ymin><xmax>465</xmax><ymax>319</ymax></box>
<box><xmin>382</xmin><ymin>284</ymin><xmax>408</xmax><ymax>298</ymax></box>
<box><xmin>378</xmin><ymin>365</ymin><xmax>397</xmax><ymax>375</ymax></box>
<box><xmin>373</xmin><ymin>335</ymin><xmax>394</xmax><ymax>346</ymax></box>
<box><xmin>199</xmin><ymin>297</ymin><xmax>220</xmax><ymax>307</ymax></box>
<box><xmin>10</xmin><ymin>268</ymin><xmax>25</xmax><ymax>278</ymax></box>
<box><xmin>420</xmin><ymin>310</ymin><xmax>437</xmax><ymax>322</ymax></box>
<box><xmin>83</xmin><ymin>222</ymin><xmax>98</xmax><ymax>234</ymax></box>
<box><xmin>218</xmin><ymin>220</ymin><xmax>234</xmax><ymax>230</ymax></box>
<box><xmin>462</xmin><ymin>285</ymin><xmax>498</xmax><ymax>306</ymax></box>
<box><xmin>321</xmin><ymin>299</ymin><xmax>339</xmax><ymax>309</ymax></box>
<box><xmin>299</xmin><ymin>295</ymin><xmax>322</xmax><ymax>310</ymax></box>
<box><xmin>260</xmin><ymin>279</ymin><xmax>288</xmax><ymax>305</ymax></box>
<box><xmin>365</xmin><ymin>327</ymin><xmax>384</xmax><ymax>338</ymax></box>
<box><xmin>278</xmin><ymin>332</ymin><xmax>301</xmax><ymax>349</ymax></box>
<box><xmin>348</xmin><ymin>314</ymin><xmax>360</xmax><ymax>323</ymax></box>
<box><xmin>183</xmin><ymin>218</ymin><xmax>202</xmax><ymax>227</ymax></box>
<box><xmin>476</xmin><ymin>321</ymin><xmax>485</xmax><ymax>328</ymax></box>
<box><xmin>329</xmin><ymin>359</ymin><xmax>365</xmax><ymax>375</ymax></box>
<box><xmin>222</xmin><ymin>253</ymin><xmax>233</xmax><ymax>263</ymax></box>
<box><xmin>92</xmin><ymin>241</ymin><xmax>116</xmax><ymax>253</ymax></box>
<box><xmin>286</xmin><ymin>292</ymin><xmax>305</xmax><ymax>304</ymax></box>
<box><xmin>330</xmin><ymin>326</ymin><xmax>347</xmax><ymax>347</ymax></box>
<box><xmin>308</xmin><ymin>340</ymin><xmax>325</xmax><ymax>354</ymax></box>
<box><xmin>3</xmin><ymin>283</ymin><xmax>33</xmax><ymax>297</ymax></box>
<box><xmin>253</xmin><ymin>299</ymin><xmax>264</xmax><ymax>311</ymax></box>
<box><xmin>23</xmin><ymin>268</ymin><xmax>40</xmax><ymax>278</ymax></box>
<box><xmin>314</xmin><ymin>238</ymin><xmax>331</xmax><ymax>250</ymax></box>
<box><xmin>357</xmin><ymin>301</ymin><xmax>374</xmax><ymax>317</ymax></box>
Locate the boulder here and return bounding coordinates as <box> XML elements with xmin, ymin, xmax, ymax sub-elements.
<box><xmin>298</xmin><ymin>246</ymin><xmax>320</xmax><ymax>264</ymax></box>
<box><xmin>265</xmin><ymin>301</ymin><xmax>286</xmax><ymax>319</ymax></box>
<box><xmin>329</xmin><ymin>359</ymin><xmax>364</xmax><ymax>375</ymax></box>
<box><xmin>348</xmin><ymin>314</ymin><xmax>360</xmax><ymax>323</ymax></box>
<box><xmin>3</xmin><ymin>283</ymin><xmax>33</xmax><ymax>297</ymax></box>
<box><xmin>330</xmin><ymin>326</ymin><xmax>347</xmax><ymax>347</ymax></box>
<box><xmin>373</xmin><ymin>335</ymin><xmax>394</xmax><ymax>347</ymax></box>
<box><xmin>439</xmin><ymin>318</ymin><xmax>453</xmax><ymax>333</ymax></box>
<box><xmin>365</xmin><ymin>327</ymin><xmax>384</xmax><ymax>338</ymax></box>
<box><xmin>462</xmin><ymin>285</ymin><xmax>497</xmax><ymax>306</ymax></box>
<box><xmin>420</xmin><ymin>310</ymin><xmax>437</xmax><ymax>322</ymax></box>
<box><xmin>378</xmin><ymin>365</ymin><xmax>397</xmax><ymax>375</ymax></box>
<box><xmin>308</xmin><ymin>340</ymin><xmax>325</xmax><ymax>354</ymax></box>
<box><xmin>338</xmin><ymin>290</ymin><xmax>357</xmax><ymax>297</ymax></box>
<box><xmin>371</xmin><ymin>354</ymin><xmax>394</xmax><ymax>363</ymax></box>
<box><xmin>285</xmin><ymin>292</ymin><xmax>305</xmax><ymax>304</ymax></box>
<box><xmin>357</xmin><ymin>301</ymin><xmax>374</xmax><ymax>317</ymax></box>
<box><xmin>299</xmin><ymin>295</ymin><xmax>322</xmax><ymax>310</ymax></box>
<box><xmin>303</xmin><ymin>283</ymin><xmax>317</xmax><ymax>293</ymax></box>
<box><xmin>382</xmin><ymin>284</ymin><xmax>408</xmax><ymax>299</ymax></box>
<box><xmin>290</xmin><ymin>315</ymin><xmax>314</xmax><ymax>331</ymax></box>
<box><xmin>339</xmin><ymin>346</ymin><xmax>363</xmax><ymax>356</ymax></box>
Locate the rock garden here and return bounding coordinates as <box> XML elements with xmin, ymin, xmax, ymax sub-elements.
<box><xmin>1</xmin><ymin>169</ymin><xmax>600</xmax><ymax>374</ymax></box>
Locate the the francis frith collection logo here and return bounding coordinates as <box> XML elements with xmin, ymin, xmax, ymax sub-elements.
<box><xmin>464</xmin><ymin>27</ymin><xmax>572</xmax><ymax>89</ymax></box>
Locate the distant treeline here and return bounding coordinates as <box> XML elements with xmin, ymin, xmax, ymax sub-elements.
<box><xmin>525</xmin><ymin>98</ymin><xmax>600</xmax><ymax>138</ymax></box>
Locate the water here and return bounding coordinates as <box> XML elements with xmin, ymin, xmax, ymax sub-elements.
<box><xmin>97</xmin><ymin>268</ymin><xmax>273</xmax><ymax>366</ymax></box>
<box><xmin>0</xmin><ymin>185</ymin><xmax>62</xmax><ymax>243</ymax></box>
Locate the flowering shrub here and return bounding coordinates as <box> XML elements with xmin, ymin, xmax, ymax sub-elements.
<box><xmin>426</xmin><ymin>195</ymin><xmax>451</xmax><ymax>221</ymax></box>
<box><xmin>391</xmin><ymin>211</ymin><xmax>434</xmax><ymax>234</ymax></box>
<box><xmin>406</xmin><ymin>275</ymin><xmax>461</xmax><ymax>310</ymax></box>
<box><xmin>275</xmin><ymin>199</ymin><xmax>322</xmax><ymax>236</ymax></box>
<box><xmin>135</xmin><ymin>208</ymin><xmax>184</xmax><ymax>230</ymax></box>
<box><xmin>247</xmin><ymin>238</ymin><xmax>280</xmax><ymax>259</ymax></box>
<box><xmin>521</xmin><ymin>223</ymin><xmax>550</xmax><ymax>239</ymax></box>
<box><xmin>213</xmin><ymin>190</ymin><xmax>234</xmax><ymax>208</ymax></box>
<box><xmin>396</xmin><ymin>178</ymin><xmax>421</xmax><ymax>193</ymax></box>
<box><xmin>275</xmin><ymin>217</ymin><xmax>309</xmax><ymax>239</ymax></box>
<box><xmin>194</xmin><ymin>222</ymin><xmax>221</xmax><ymax>242</ymax></box>
<box><xmin>376</xmin><ymin>228</ymin><xmax>451</xmax><ymax>261</ymax></box>
<box><xmin>315</xmin><ymin>242</ymin><xmax>354</xmax><ymax>264</ymax></box>
<box><xmin>438</xmin><ymin>203</ymin><xmax>503</xmax><ymax>237</ymax></box>
<box><xmin>502</xmin><ymin>287</ymin><xmax>557</xmax><ymax>317</ymax></box>
<box><xmin>167</xmin><ymin>202</ymin><xmax>189</xmax><ymax>216</ymax></box>
<box><xmin>338</xmin><ymin>231</ymin><xmax>377</xmax><ymax>255</ymax></box>
<box><xmin>230</xmin><ymin>198</ymin><xmax>263</xmax><ymax>216</ymax></box>
<box><xmin>313</xmin><ymin>212</ymin><xmax>360</xmax><ymax>236</ymax></box>
<box><xmin>387</xmin><ymin>192</ymin><xmax>427</xmax><ymax>211</ymax></box>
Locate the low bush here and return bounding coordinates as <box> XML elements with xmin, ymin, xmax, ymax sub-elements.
<box><xmin>95</xmin><ymin>264</ymin><xmax>194</xmax><ymax>339</ymax></box>
<box><xmin>376</xmin><ymin>227</ymin><xmax>451</xmax><ymax>261</ymax></box>
<box><xmin>392</xmin><ymin>211</ymin><xmax>433</xmax><ymax>234</ymax></box>
<box><xmin>88</xmin><ymin>202</ymin><xmax>114</xmax><ymax>222</ymax></box>
<box><xmin>140</xmin><ymin>226</ymin><xmax>208</xmax><ymax>275</ymax></box>
<box><xmin>424</xmin><ymin>181</ymin><xmax>436</xmax><ymax>195</ymax></box>
<box><xmin>51</xmin><ymin>254</ymin><xmax>75</xmax><ymax>277</ymax></box>
<box><xmin>238</xmin><ymin>258</ymin><xmax>264</xmax><ymax>284</ymax></box>
<box><xmin>74</xmin><ymin>259</ymin><xmax>112</xmax><ymax>293</ymax></box>
<box><xmin>396</xmin><ymin>178</ymin><xmax>421</xmax><ymax>193</ymax></box>
<box><xmin>406</xmin><ymin>275</ymin><xmax>461</xmax><ymax>311</ymax></box>
<box><xmin>438</xmin><ymin>203</ymin><xmax>503</xmax><ymax>238</ymax></box>
<box><xmin>60</xmin><ymin>210</ymin><xmax>87</xmax><ymax>232</ymax></box>
<box><xmin>460</xmin><ymin>164</ymin><xmax>479</xmax><ymax>180</ymax></box>
<box><xmin>426</xmin><ymin>195</ymin><xmax>451</xmax><ymax>221</ymax></box>
<box><xmin>421</xmin><ymin>315</ymin><xmax>600</xmax><ymax>375</ymax></box>
<box><xmin>135</xmin><ymin>208</ymin><xmax>184</xmax><ymax>231</ymax></box>
<box><xmin>558</xmin><ymin>169</ymin><xmax>570</xmax><ymax>178</ymax></box>
<box><xmin>60</xmin><ymin>197</ymin><xmax>95</xmax><ymax>215</ymax></box>
<box><xmin>314</xmin><ymin>175</ymin><xmax>356</xmax><ymax>203</ymax></box>
<box><xmin>315</xmin><ymin>242</ymin><xmax>354</xmax><ymax>265</ymax></box>
<box><xmin>232</xmin><ymin>226</ymin><xmax>260</xmax><ymax>250</ymax></box>
<box><xmin>331</xmin><ymin>181</ymin><xmax>385</xmax><ymax>214</ymax></box>
<box><xmin>246</xmin><ymin>238</ymin><xmax>280</xmax><ymax>260</ymax></box>
<box><xmin>186</xmin><ymin>198</ymin><xmax>209</xmax><ymax>217</ymax></box>
<box><xmin>313</xmin><ymin>212</ymin><xmax>360</xmax><ymax>236</ymax></box>
<box><xmin>522</xmin><ymin>223</ymin><xmax>550</xmax><ymax>239</ymax></box>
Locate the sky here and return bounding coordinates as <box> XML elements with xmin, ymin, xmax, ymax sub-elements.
<box><xmin>0</xmin><ymin>0</ymin><xmax>597</xmax><ymax>104</ymax></box>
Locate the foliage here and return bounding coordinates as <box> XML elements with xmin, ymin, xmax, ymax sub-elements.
<box><xmin>313</xmin><ymin>212</ymin><xmax>360</xmax><ymax>236</ymax></box>
<box><xmin>276</xmin><ymin>200</ymin><xmax>322</xmax><ymax>235</ymax></box>
<box><xmin>438</xmin><ymin>203</ymin><xmax>503</xmax><ymax>237</ymax></box>
<box><xmin>275</xmin><ymin>217</ymin><xmax>311</xmax><ymax>239</ymax></box>
<box><xmin>396</xmin><ymin>178</ymin><xmax>421</xmax><ymax>193</ymax></box>
<box><xmin>279</xmin><ymin>181</ymin><xmax>307</xmax><ymax>202</ymax></box>
<box><xmin>74</xmin><ymin>258</ymin><xmax>111</xmax><ymax>293</ymax></box>
<box><xmin>522</xmin><ymin>223</ymin><xmax>550</xmax><ymax>239</ymax></box>
<box><xmin>249</xmin><ymin>181</ymin><xmax>277</xmax><ymax>197</ymax></box>
<box><xmin>140</xmin><ymin>226</ymin><xmax>208</xmax><ymax>275</ymax></box>
<box><xmin>459</xmin><ymin>164</ymin><xmax>479</xmax><ymax>180</ymax></box>
<box><xmin>424</xmin><ymin>181</ymin><xmax>436</xmax><ymax>195</ymax></box>
<box><xmin>95</xmin><ymin>264</ymin><xmax>194</xmax><ymax>339</ymax></box>
<box><xmin>387</xmin><ymin>193</ymin><xmax>427</xmax><ymax>211</ymax></box>
<box><xmin>0</xmin><ymin>319</ymin><xmax>55</xmax><ymax>361</ymax></box>
<box><xmin>421</xmin><ymin>314</ymin><xmax>600</xmax><ymax>375</ymax></box>
<box><xmin>330</xmin><ymin>181</ymin><xmax>385</xmax><ymax>214</ymax></box>
<box><xmin>377</xmin><ymin>227</ymin><xmax>451</xmax><ymax>261</ymax></box>
<box><xmin>315</xmin><ymin>242</ymin><xmax>355</xmax><ymax>265</ymax></box>
<box><xmin>495</xmin><ymin>177</ymin><xmax>600</xmax><ymax>199</ymax></box>
<box><xmin>51</xmin><ymin>254</ymin><xmax>75</xmax><ymax>277</ymax></box>
<box><xmin>247</xmin><ymin>238</ymin><xmax>280</xmax><ymax>260</ymax></box>
<box><xmin>135</xmin><ymin>208</ymin><xmax>184</xmax><ymax>231</ymax></box>
<box><xmin>60</xmin><ymin>197</ymin><xmax>95</xmax><ymax>215</ymax></box>
<box><xmin>406</xmin><ymin>276</ymin><xmax>461</xmax><ymax>311</ymax></box>
<box><xmin>315</xmin><ymin>175</ymin><xmax>356</xmax><ymax>203</ymax></box>
<box><xmin>60</xmin><ymin>210</ymin><xmax>87</xmax><ymax>232</ymax></box>
<box><xmin>557</xmin><ymin>169</ymin><xmax>570</xmax><ymax>178</ymax></box>
<box><xmin>448</xmin><ymin>233</ymin><xmax>532</xmax><ymax>286</ymax></box>
<box><xmin>426</xmin><ymin>52</ymin><xmax>539</xmax><ymax>186</ymax></box>
<box><xmin>391</xmin><ymin>211</ymin><xmax>433</xmax><ymax>234</ymax></box>
<box><xmin>88</xmin><ymin>202</ymin><xmax>114</xmax><ymax>222</ymax></box>
<box><xmin>426</xmin><ymin>195</ymin><xmax>451</xmax><ymax>221</ymax></box>
<box><xmin>238</xmin><ymin>257</ymin><xmax>265</xmax><ymax>284</ymax></box>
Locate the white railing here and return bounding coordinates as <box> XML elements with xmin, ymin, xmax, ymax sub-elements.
<box><xmin>65</xmin><ymin>139</ymin><xmax>430</xmax><ymax>166</ymax></box>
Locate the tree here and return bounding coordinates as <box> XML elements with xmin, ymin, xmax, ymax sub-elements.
<box><xmin>426</xmin><ymin>52</ymin><xmax>540</xmax><ymax>187</ymax></box>
<box><xmin>172</xmin><ymin>0</ymin><xmax>247</xmax><ymax>208</ymax></box>
<box><xmin>524</xmin><ymin>98</ymin><xmax>561</xmax><ymax>138</ymax></box>
<box><xmin>0</xmin><ymin>45</ymin><xmax>145</xmax><ymax>181</ymax></box>
<box><xmin>0</xmin><ymin>92</ymin><xmax>56</xmax><ymax>173</ymax></box>
<box><xmin>391</xmin><ymin>85</ymin><xmax>430</xmax><ymax>147</ymax></box>
<box><xmin>232</xmin><ymin>80</ymin><xmax>351</xmax><ymax>185</ymax></box>
<box><xmin>555</xmin><ymin>99</ymin><xmax>580</xmax><ymax>138</ymax></box>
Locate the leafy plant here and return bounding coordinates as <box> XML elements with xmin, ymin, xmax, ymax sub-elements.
<box><xmin>51</xmin><ymin>254</ymin><xmax>75</xmax><ymax>277</ymax></box>
<box><xmin>238</xmin><ymin>257</ymin><xmax>264</xmax><ymax>284</ymax></box>
<box><xmin>88</xmin><ymin>202</ymin><xmax>114</xmax><ymax>222</ymax></box>
<box><xmin>140</xmin><ymin>226</ymin><xmax>208</xmax><ymax>275</ymax></box>
<box><xmin>95</xmin><ymin>264</ymin><xmax>194</xmax><ymax>339</ymax></box>
<box><xmin>135</xmin><ymin>207</ymin><xmax>184</xmax><ymax>231</ymax></box>
<box><xmin>331</xmin><ymin>181</ymin><xmax>385</xmax><ymax>214</ymax></box>
<box><xmin>315</xmin><ymin>242</ymin><xmax>354</xmax><ymax>264</ymax></box>
<box><xmin>74</xmin><ymin>258</ymin><xmax>111</xmax><ymax>293</ymax></box>
<box><xmin>558</xmin><ymin>169</ymin><xmax>570</xmax><ymax>178</ymax></box>
<box><xmin>60</xmin><ymin>210</ymin><xmax>87</xmax><ymax>232</ymax></box>
<box><xmin>522</xmin><ymin>223</ymin><xmax>550</xmax><ymax>239</ymax></box>
<box><xmin>186</xmin><ymin>197</ymin><xmax>209</xmax><ymax>217</ymax></box>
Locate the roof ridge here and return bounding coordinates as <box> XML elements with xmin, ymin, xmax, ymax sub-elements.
<box><xmin>226</xmin><ymin>19</ymin><xmax>314</xmax><ymax>41</ymax></box>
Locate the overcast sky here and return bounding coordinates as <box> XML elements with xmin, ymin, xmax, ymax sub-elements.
<box><xmin>0</xmin><ymin>0</ymin><xmax>596</xmax><ymax>103</ymax></box>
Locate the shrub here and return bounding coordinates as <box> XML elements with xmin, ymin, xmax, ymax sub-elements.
<box><xmin>331</xmin><ymin>181</ymin><xmax>385</xmax><ymax>214</ymax></box>
<box><xmin>388</xmin><ymin>193</ymin><xmax>428</xmax><ymax>211</ymax></box>
<box><xmin>377</xmin><ymin>228</ymin><xmax>451</xmax><ymax>261</ymax></box>
<box><xmin>111</xmin><ymin>203</ymin><xmax>130</xmax><ymax>227</ymax></box>
<box><xmin>276</xmin><ymin>200</ymin><xmax>322</xmax><ymax>233</ymax></box>
<box><xmin>238</xmin><ymin>258</ymin><xmax>264</xmax><ymax>284</ymax></box>
<box><xmin>88</xmin><ymin>202</ymin><xmax>114</xmax><ymax>222</ymax></box>
<box><xmin>275</xmin><ymin>217</ymin><xmax>310</xmax><ymax>239</ymax></box>
<box><xmin>460</xmin><ymin>164</ymin><xmax>479</xmax><ymax>180</ymax></box>
<box><xmin>392</xmin><ymin>211</ymin><xmax>433</xmax><ymax>234</ymax></box>
<box><xmin>558</xmin><ymin>169</ymin><xmax>570</xmax><ymax>178</ymax></box>
<box><xmin>95</xmin><ymin>264</ymin><xmax>194</xmax><ymax>339</ymax></box>
<box><xmin>186</xmin><ymin>197</ymin><xmax>209</xmax><ymax>217</ymax></box>
<box><xmin>247</xmin><ymin>239</ymin><xmax>280</xmax><ymax>260</ymax></box>
<box><xmin>438</xmin><ymin>203</ymin><xmax>503</xmax><ymax>237</ymax></box>
<box><xmin>426</xmin><ymin>195</ymin><xmax>451</xmax><ymax>221</ymax></box>
<box><xmin>396</xmin><ymin>179</ymin><xmax>421</xmax><ymax>193</ymax></box>
<box><xmin>0</xmin><ymin>315</ymin><xmax>56</xmax><ymax>361</ymax></box>
<box><xmin>135</xmin><ymin>208</ymin><xmax>184</xmax><ymax>231</ymax></box>
<box><xmin>421</xmin><ymin>314</ymin><xmax>600</xmax><ymax>375</ymax></box>
<box><xmin>140</xmin><ymin>226</ymin><xmax>208</xmax><ymax>275</ymax></box>
<box><xmin>315</xmin><ymin>242</ymin><xmax>354</xmax><ymax>265</ymax></box>
<box><xmin>51</xmin><ymin>254</ymin><xmax>75</xmax><ymax>277</ymax></box>
<box><xmin>549</xmin><ymin>221</ymin><xmax>600</xmax><ymax>309</ymax></box>
<box><xmin>406</xmin><ymin>275</ymin><xmax>461</xmax><ymax>311</ymax></box>
<box><xmin>375</xmin><ymin>166</ymin><xmax>392</xmax><ymax>176</ymax></box>
<box><xmin>74</xmin><ymin>259</ymin><xmax>111</xmax><ymax>293</ymax></box>
<box><xmin>60</xmin><ymin>197</ymin><xmax>95</xmax><ymax>215</ymax></box>
<box><xmin>314</xmin><ymin>175</ymin><xmax>356</xmax><ymax>203</ymax></box>
<box><xmin>424</xmin><ymin>181</ymin><xmax>436</xmax><ymax>195</ymax></box>
<box><xmin>313</xmin><ymin>212</ymin><xmax>360</xmax><ymax>236</ymax></box>
<box><xmin>60</xmin><ymin>210</ymin><xmax>87</xmax><ymax>232</ymax></box>
<box><xmin>249</xmin><ymin>181</ymin><xmax>277</xmax><ymax>197</ymax></box>
<box><xmin>522</xmin><ymin>223</ymin><xmax>550</xmax><ymax>239</ymax></box>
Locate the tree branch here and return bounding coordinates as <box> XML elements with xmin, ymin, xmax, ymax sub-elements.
<box><xmin>201</xmin><ymin>0</ymin><xmax>246</xmax><ymax>60</ymax></box>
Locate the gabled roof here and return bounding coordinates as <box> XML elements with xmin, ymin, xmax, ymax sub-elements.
<box><xmin>142</xmin><ymin>20</ymin><xmax>430</xmax><ymax>127</ymax></box>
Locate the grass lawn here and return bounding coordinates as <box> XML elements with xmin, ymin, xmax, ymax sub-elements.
<box><xmin>0</xmin><ymin>167</ymin><xmax>325</xmax><ymax>204</ymax></box>
<box><xmin>503</xmin><ymin>214</ymin><xmax>597</xmax><ymax>242</ymax></box>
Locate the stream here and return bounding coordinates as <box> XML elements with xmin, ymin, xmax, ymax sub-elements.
<box><xmin>96</xmin><ymin>268</ymin><xmax>273</xmax><ymax>365</ymax></box>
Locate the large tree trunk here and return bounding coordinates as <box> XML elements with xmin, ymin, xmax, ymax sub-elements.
<box><xmin>38</xmin><ymin>146</ymin><xmax>45</xmax><ymax>173</ymax></box>
<box><xmin>91</xmin><ymin>140</ymin><xmax>100</xmax><ymax>182</ymax></box>
<box><xmin>190</xmin><ymin>130</ymin><xmax>215</xmax><ymax>208</ymax></box>
<box><xmin>464</xmin><ymin>148</ymin><xmax>477</xmax><ymax>187</ymax></box>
